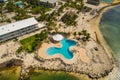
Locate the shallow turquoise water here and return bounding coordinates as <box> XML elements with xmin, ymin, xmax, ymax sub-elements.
<box><xmin>100</xmin><ymin>5</ymin><xmax>120</xmax><ymax>80</ymax></box>
<box><xmin>46</xmin><ymin>38</ymin><xmax>76</xmax><ymax>59</ymax></box>
<box><xmin>17</xmin><ymin>1</ymin><xmax>23</xmax><ymax>7</ymax></box>
<box><xmin>100</xmin><ymin>5</ymin><xmax>120</xmax><ymax>61</ymax></box>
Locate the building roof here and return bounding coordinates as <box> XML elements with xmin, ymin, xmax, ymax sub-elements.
<box><xmin>40</xmin><ymin>0</ymin><xmax>58</xmax><ymax>4</ymax></box>
<box><xmin>0</xmin><ymin>0</ymin><xmax>7</xmax><ymax>2</ymax></box>
<box><xmin>87</xmin><ymin>0</ymin><xmax>100</xmax><ymax>5</ymax></box>
<box><xmin>52</xmin><ymin>34</ymin><xmax>64</xmax><ymax>41</ymax></box>
<box><xmin>0</xmin><ymin>17</ymin><xmax>38</xmax><ymax>36</ymax></box>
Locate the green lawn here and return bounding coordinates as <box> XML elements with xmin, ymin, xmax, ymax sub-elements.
<box><xmin>20</xmin><ymin>35</ymin><xmax>36</xmax><ymax>53</ymax></box>
<box><xmin>0</xmin><ymin>67</ymin><xmax>21</xmax><ymax>80</ymax></box>
<box><xmin>24</xmin><ymin>70</ymin><xmax>82</xmax><ymax>80</ymax></box>
<box><xmin>32</xmin><ymin>6</ymin><xmax>51</xmax><ymax>14</ymax></box>
<box><xmin>18</xmin><ymin>30</ymin><xmax>48</xmax><ymax>53</ymax></box>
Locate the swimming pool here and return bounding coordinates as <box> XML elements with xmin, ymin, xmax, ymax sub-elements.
<box><xmin>102</xmin><ymin>0</ymin><xmax>113</xmax><ymax>3</ymax></box>
<box><xmin>46</xmin><ymin>38</ymin><xmax>77</xmax><ymax>59</ymax></box>
<box><xmin>17</xmin><ymin>1</ymin><xmax>23</xmax><ymax>8</ymax></box>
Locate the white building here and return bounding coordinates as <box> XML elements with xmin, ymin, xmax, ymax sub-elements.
<box><xmin>0</xmin><ymin>17</ymin><xmax>45</xmax><ymax>42</ymax></box>
<box><xmin>0</xmin><ymin>0</ymin><xmax>7</xmax><ymax>2</ymax></box>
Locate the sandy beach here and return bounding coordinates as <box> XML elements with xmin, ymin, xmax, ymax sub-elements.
<box><xmin>36</xmin><ymin>3</ymin><xmax>120</xmax><ymax>79</ymax></box>
<box><xmin>87</xmin><ymin>3</ymin><xmax>120</xmax><ymax>80</ymax></box>
<box><xmin>65</xmin><ymin>4</ymin><xmax>120</xmax><ymax>80</ymax></box>
<box><xmin>37</xmin><ymin>12</ymin><xmax>115</xmax><ymax>78</ymax></box>
<box><xmin>0</xmin><ymin>1</ymin><xmax>120</xmax><ymax>80</ymax></box>
<box><xmin>89</xmin><ymin>5</ymin><xmax>118</xmax><ymax>62</ymax></box>
<box><xmin>38</xmin><ymin>40</ymin><xmax>90</xmax><ymax>64</ymax></box>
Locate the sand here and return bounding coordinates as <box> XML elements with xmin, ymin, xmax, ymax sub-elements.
<box><xmin>0</xmin><ymin>1</ymin><xmax>120</xmax><ymax>80</ymax></box>
<box><xmin>38</xmin><ymin>41</ymin><xmax>90</xmax><ymax>64</ymax></box>
<box><xmin>89</xmin><ymin>5</ymin><xmax>117</xmax><ymax>60</ymax></box>
<box><xmin>37</xmin><ymin>3</ymin><xmax>118</xmax><ymax>79</ymax></box>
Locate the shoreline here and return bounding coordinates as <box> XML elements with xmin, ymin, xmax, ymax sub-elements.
<box><xmin>90</xmin><ymin>4</ymin><xmax>119</xmax><ymax>63</ymax></box>
<box><xmin>89</xmin><ymin>3</ymin><xmax>120</xmax><ymax>79</ymax></box>
<box><xmin>0</xmin><ymin>2</ymin><xmax>120</xmax><ymax>80</ymax></box>
<box><xmin>66</xmin><ymin>3</ymin><xmax>120</xmax><ymax>80</ymax></box>
<box><xmin>17</xmin><ymin>3</ymin><xmax>120</xmax><ymax>80</ymax></box>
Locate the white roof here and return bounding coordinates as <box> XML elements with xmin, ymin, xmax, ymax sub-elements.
<box><xmin>52</xmin><ymin>34</ymin><xmax>64</xmax><ymax>41</ymax></box>
<box><xmin>40</xmin><ymin>0</ymin><xmax>58</xmax><ymax>3</ymax></box>
<box><xmin>0</xmin><ymin>17</ymin><xmax>38</xmax><ymax>36</ymax></box>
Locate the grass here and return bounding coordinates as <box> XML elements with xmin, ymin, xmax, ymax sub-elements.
<box><xmin>20</xmin><ymin>35</ymin><xmax>36</xmax><ymax>52</ymax></box>
<box><xmin>18</xmin><ymin>30</ymin><xmax>48</xmax><ymax>53</ymax></box>
<box><xmin>0</xmin><ymin>66</ymin><xmax>21</xmax><ymax>80</ymax></box>
<box><xmin>31</xmin><ymin>6</ymin><xmax>51</xmax><ymax>14</ymax></box>
<box><xmin>24</xmin><ymin>70</ymin><xmax>83</xmax><ymax>80</ymax></box>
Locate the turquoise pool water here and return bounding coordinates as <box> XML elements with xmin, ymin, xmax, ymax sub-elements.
<box><xmin>46</xmin><ymin>38</ymin><xmax>77</xmax><ymax>59</ymax></box>
<box><xmin>17</xmin><ymin>1</ymin><xmax>23</xmax><ymax>8</ymax></box>
<box><xmin>102</xmin><ymin>0</ymin><xmax>113</xmax><ymax>3</ymax></box>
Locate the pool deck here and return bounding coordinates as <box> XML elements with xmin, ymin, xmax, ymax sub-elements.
<box><xmin>38</xmin><ymin>41</ymin><xmax>90</xmax><ymax>64</ymax></box>
<box><xmin>37</xmin><ymin>35</ymin><xmax>114</xmax><ymax>78</ymax></box>
<box><xmin>0</xmin><ymin>1</ymin><xmax>119</xmax><ymax>79</ymax></box>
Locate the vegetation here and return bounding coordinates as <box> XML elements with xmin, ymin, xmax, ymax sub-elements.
<box><xmin>37</xmin><ymin>11</ymin><xmax>57</xmax><ymax>31</ymax></box>
<box><xmin>57</xmin><ymin>5</ymin><xmax>65</xmax><ymax>14</ymax></box>
<box><xmin>31</xmin><ymin>6</ymin><xmax>50</xmax><ymax>14</ymax></box>
<box><xmin>37</xmin><ymin>14</ymin><xmax>51</xmax><ymax>21</ymax></box>
<box><xmin>82</xmin><ymin>6</ymin><xmax>92</xmax><ymax>13</ymax></box>
<box><xmin>57</xmin><ymin>0</ymin><xmax>84</xmax><ymax>16</ymax></box>
<box><xmin>0</xmin><ymin>0</ymin><xmax>54</xmax><ymax>22</ymax></box>
<box><xmin>13</xmin><ymin>8</ymin><xmax>31</xmax><ymax>21</ymax></box>
<box><xmin>0</xmin><ymin>3</ymin><xmax>4</xmax><ymax>15</ymax></box>
<box><xmin>37</xmin><ymin>11</ymin><xmax>56</xmax><ymax>22</ymax></box>
<box><xmin>26</xmin><ymin>0</ymin><xmax>40</xmax><ymax>6</ymax></box>
<box><xmin>73</xmin><ymin>32</ymin><xmax>77</xmax><ymax>37</ymax></box>
<box><xmin>81</xmin><ymin>29</ymin><xmax>91</xmax><ymax>41</ymax></box>
<box><xmin>64</xmin><ymin>0</ymin><xmax>84</xmax><ymax>11</ymax></box>
<box><xmin>6</xmin><ymin>1</ymin><xmax>16</xmax><ymax>12</ymax></box>
<box><xmin>17</xmin><ymin>30</ymin><xmax>48</xmax><ymax>53</ymax></box>
<box><xmin>73</xmin><ymin>30</ymin><xmax>91</xmax><ymax>42</ymax></box>
<box><xmin>5</xmin><ymin>18</ymin><xmax>11</xmax><ymax>23</ymax></box>
<box><xmin>61</xmin><ymin>12</ymin><xmax>78</xmax><ymax>26</ymax></box>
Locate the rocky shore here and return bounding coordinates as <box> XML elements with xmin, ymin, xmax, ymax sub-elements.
<box><xmin>0</xmin><ymin>40</ymin><xmax>114</xmax><ymax>79</ymax></box>
<box><xmin>34</xmin><ymin>39</ymin><xmax>114</xmax><ymax>79</ymax></box>
<box><xmin>1</xmin><ymin>2</ymin><xmax>120</xmax><ymax>80</ymax></box>
<box><xmin>0</xmin><ymin>59</ymin><xmax>23</xmax><ymax>69</ymax></box>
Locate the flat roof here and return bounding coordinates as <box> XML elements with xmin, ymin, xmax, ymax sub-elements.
<box><xmin>0</xmin><ymin>17</ymin><xmax>38</xmax><ymax>36</ymax></box>
<box><xmin>40</xmin><ymin>0</ymin><xmax>58</xmax><ymax>3</ymax></box>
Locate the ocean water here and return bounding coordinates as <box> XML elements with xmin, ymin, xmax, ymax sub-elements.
<box><xmin>27</xmin><ymin>70</ymin><xmax>81</xmax><ymax>80</ymax></box>
<box><xmin>100</xmin><ymin>5</ymin><xmax>120</xmax><ymax>80</ymax></box>
<box><xmin>47</xmin><ymin>38</ymin><xmax>76</xmax><ymax>59</ymax></box>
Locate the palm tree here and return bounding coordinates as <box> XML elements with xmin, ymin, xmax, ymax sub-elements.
<box><xmin>0</xmin><ymin>3</ymin><xmax>4</xmax><ymax>21</ymax></box>
<box><xmin>73</xmin><ymin>32</ymin><xmax>77</xmax><ymax>38</ymax></box>
<box><xmin>81</xmin><ymin>29</ymin><xmax>87</xmax><ymax>35</ymax></box>
<box><xmin>81</xmin><ymin>29</ymin><xmax>91</xmax><ymax>42</ymax></box>
<box><xmin>86</xmin><ymin>33</ymin><xmax>91</xmax><ymax>41</ymax></box>
<box><xmin>78</xmin><ymin>32</ymin><xmax>82</xmax><ymax>36</ymax></box>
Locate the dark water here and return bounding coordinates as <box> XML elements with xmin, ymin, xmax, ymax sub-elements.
<box><xmin>100</xmin><ymin>5</ymin><xmax>120</xmax><ymax>80</ymax></box>
<box><xmin>25</xmin><ymin>70</ymin><xmax>83</xmax><ymax>80</ymax></box>
<box><xmin>0</xmin><ymin>67</ymin><xmax>21</xmax><ymax>80</ymax></box>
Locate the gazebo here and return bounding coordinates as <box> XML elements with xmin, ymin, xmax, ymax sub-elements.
<box><xmin>52</xmin><ymin>34</ymin><xmax>64</xmax><ymax>41</ymax></box>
